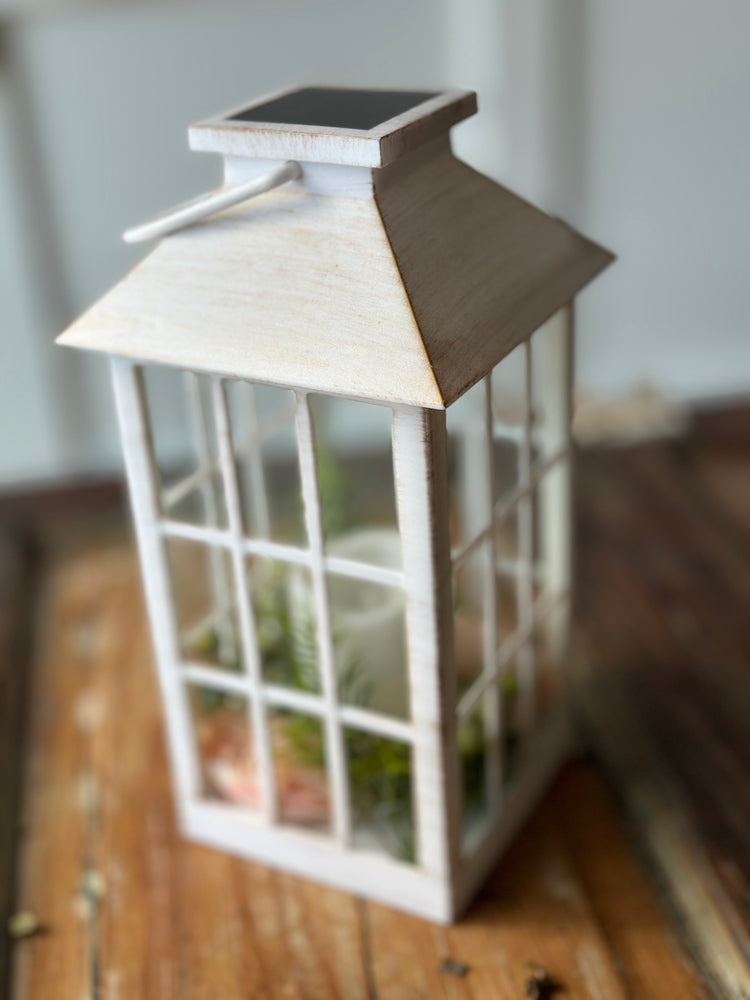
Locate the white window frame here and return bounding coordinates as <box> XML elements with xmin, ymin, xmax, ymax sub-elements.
<box><xmin>111</xmin><ymin>359</ymin><xmax>456</xmax><ymax>921</ymax></box>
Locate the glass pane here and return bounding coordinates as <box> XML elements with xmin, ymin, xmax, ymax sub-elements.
<box><xmin>269</xmin><ymin>709</ymin><xmax>330</xmax><ymax>831</ymax></box>
<box><xmin>142</xmin><ymin>364</ymin><xmax>193</xmax><ymax>489</ymax></box>
<box><xmin>165</xmin><ymin>484</ymin><xmax>224</xmax><ymax>527</ymax></box>
<box><xmin>143</xmin><ymin>366</ymin><xmax>227</xmax><ymax>529</ymax></box>
<box><xmin>453</xmin><ymin>542</ymin><xmax>491</xmax><ymax>694</ymax></box>
<box><xmin>533</xmin><ymin>598</ymin><xmax>570</xmax><ymax>719</ymax></box>
<box><xmin>495</xmin><ymin>505</ymin><xmax>518</xmax><ymax>561</ymax></box>
<box><xmin>309</xmin><ymin>395</ymin><xmax>400</xmax><ymax>560</ymax></box>
<box><xmin>493</xmin><ymin>438</ymin><xmax>519</xmax><ymax>508</ymax></box>
<box><xmin>531</xmin><ymin>484</ymin><xmax>545</xmax><ymax>601</ymax></box>
<box><xmin>446</xmin><ymin>379</ymin><xmax>488</xmax><ymax>550</ymax></box>
<box><xmin>499</xmin><ymin>660</ymin><xmax>521</xmax><ymax>784</ymax></box>
<box><xmin>345</xmin><ymin>728</ymin><xmax>414</xmax><ymax>863</ymax></box>
<box><xmin>188</xmin><ymin>685</ymin><xmax>258</xmax><ymax>808</ymax></box>
<box><xmin>530</xmin><ymin>316</ymin><xmax>551</xmax><ymax>429</ymax></box>
<box><xmin>530</xmin><ymin>308</ymin><xmax>568</xmax><ymax>467</ymax></box>
<box><xmin>165</xmin><ymin>537</ymin><xmax>239</xmax><ymax>672</ymax></box>
<box><xmin>490</xmin><ymin>342</ymin><xmax>526</xmax><ymax>428</ymax></box>
<box><xmin>532</xmin><ymin>620</ymin><xmax>557</xmax><ymax>720</ymax></box>
<box><xmin>495</xmin><ymin>571</ymin><xmax>519</xmax><ymax>648</ymax></box>
<box><xmin>247</xmin><ymin>556</ymin><xmax>319</xmax><ymax>692</ymax></box>
<box><xmin>458</xmin><ymin>706</ymin><xmax>489</xmax><ymax>845</ymax></box>
<box><xmin>226</xmin><ymin>381</ymin><xmax>306</xmax><ymax>546</ymax></box>
<box><xmin>328</xmin><ymin>569</ymin><xmax>409</xmax><ymax>718</ymax></box>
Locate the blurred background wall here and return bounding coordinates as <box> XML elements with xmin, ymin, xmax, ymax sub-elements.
<box><xmin>0</xmin><ymin>0</ymin><xmax>748</xmax><ymax>486</ymax></box>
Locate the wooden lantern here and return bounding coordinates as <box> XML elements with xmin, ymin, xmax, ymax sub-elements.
<box><xmin>58</xmin><ymin>86</ymin><xmax>612</xmax><ymax>922</ymax></box>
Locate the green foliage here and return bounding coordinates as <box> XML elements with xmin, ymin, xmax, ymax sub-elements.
<box><xmin>316</xmin><ymin>444</ymin><xmax>356</xmax><ymax>539</ymax></box>
<box><xmin>345</xmin><ymin>728</ymin><xmax>414</xmax><ymax>862</ymax></box>
<box><xmin>458</xmin><ymin>711</ymin><xmax>486</xmax><ymax>815</ymax></box>
<box><xmin>191</xmin><ymin>626</ymin><xmax>244</xmax><ymax>713</ymax></box>
<box><xmin>187</xmin><ymin>538</ymin><xmax>418</xmax><ymax>862</ymax></box>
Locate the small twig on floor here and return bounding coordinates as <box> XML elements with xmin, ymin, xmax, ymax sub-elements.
<box><xmin>438</xmin><ymin>957</ymin><xmax>470</xmax><ymax>977</ymax></box>
<box><xmin>524</xmin><ymin>963</ymin><xmax>562</xmax><ymax>999</ymax></box>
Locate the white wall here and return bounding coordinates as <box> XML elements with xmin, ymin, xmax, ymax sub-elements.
<box><xmin>491</xmin><ymin>0</ymin><xmax>750</xmax><ymax>403</ymax></box>
<box><xmin>1</xmin><ymin>0</ymin><xmax>748</xmax><ymax>485</ymax></box>
<box><xmin>0</xmin><ymin>0</ymin><xmax>448</xmax><ymax>484</ymax></box>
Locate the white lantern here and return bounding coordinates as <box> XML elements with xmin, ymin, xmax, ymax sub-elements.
<box><xmin>58</xmin><ymin>86</ymin><xmax>612</xmax><ymax>921</ymax></box>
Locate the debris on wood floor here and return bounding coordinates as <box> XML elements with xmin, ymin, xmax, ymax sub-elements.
<box><xmin>524</xmin><ymin>962</ymin><xmax>561</xmax><ymax>999</ymax></box>
<box><xmin>437</xmin><ymin>957</ymin><xmax>470</xmax><ymax>977</ymax></box>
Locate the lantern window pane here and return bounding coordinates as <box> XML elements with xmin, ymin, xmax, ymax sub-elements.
<box><xmin>530</xmin><ymin>316</ymin><xmax>550</xmax><ymax>428</ymax></box>
<box><xmin>499</xmin><ymin>661</ymin><xmax>521</xmax><ymax>783</ymax></box>
<box><xmin>142</xmin><ymin>365</ymin><xmax>192</xmax><ymax>486</ymax></box>
<box><xmin>495</xmin><ymin>570</ymin><xmax>519</xmax><ymax>649</ymax></box>
<box><xmin>494</xmin><ymin>505</ymin><xmax>519</xmax><ymax>562</ymax></box>
<box><xmin>268</xmin><ymin>708</ymin><xmax>331</xmax><ymax>832</ymax></box>
<box><xmin>531</xmin><ymin>482</ymin><xmax>546</xmax><ymax>602</ymax></box>
<box><xmin>225</xmin><ymin>381</ymin><xmax>307</xmax><ymax>547</ymax></box>
<box><xmin>453</xmin><ymin>542</ymin><xmax>491</xmax><ymax>693</ymax></box>
<box><xmin>446</xmin><ymin>378</ymin><xmax>488</xmax><ymax>550</ymax></box>
<box><xmin>458</xmin><ymin>706</ymin><xmax>491</xmax><ymax>845</ymax></box>
<box><xmin>247</xmin><ymin>555</ymin><xmax>319</xmax><ymax>692</ymax></box>
<box><xmin>492</xmin><ymin>438</ymin><xmax>519</xmax><ymax>508</ymax></box>
<box><xmin>187</xmin><ymin>684</ymin><xmax>258</xmax><ymax>809</ymax></box>
<box><xmin>308</xmin><ymin>395</ymin><xmax>400</xmax><ymax>562</ymax></box>
<box><xmin>164</xmin><ymin>537</ymin><xmax>240</xmax><ymax>672</ymax></box>
<box><xmin>143</xmin><ymin>367</ymin><xmax>228</xmax><ymax>529</ymax></box>
<box><xmin>327</xmin><ymin>570</ymin><xmax>409</xmax><ymax>719</ymax></box>
<box><xmin>491</xmin><ymin>342</ymin><xmax>526</xmax><ymax>428</ymax></box>
<box><xmin>344</xmin><ymin>727</ymin><xmax>414</xmax><ymax>863</ymax></box>
<box><xmin>532</xmin><ymin>619</ymin><xmax>559</xmax><ymax>721</ymax></box>
<box><xmin>530</xmin><ymin>309</ymin><xmax>568</xmax><ymax>468</ymax></box>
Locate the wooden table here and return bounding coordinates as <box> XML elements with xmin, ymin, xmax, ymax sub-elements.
<box><xmin>3</xmin><ymin>408</ymin><xmax>749</xmax><ymax>999</ymax></box>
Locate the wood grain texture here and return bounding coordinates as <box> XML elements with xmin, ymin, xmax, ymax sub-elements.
<box><xmin>58</xmin><ymin>184</ymin><xmax>441</xmax><ymax>409</ymax></box>
<box><xmin>375</xmin><ymin>141</ymin><xmax>613</xmax><ymax>406</ymax></box>
<box><xmin>573</xmin><ymin>427</ymin><xmax>750</xmax><ymax>998</ymax></box>
<box><xmin>0</xmin><ymin>528</ymin><xmax>36</xmax><ymax>998</ymax></box>
<box><xmin>58</xmin><ymin>136</ymin><xmax>612</xmax><ymax>410</ymax></box>
<box><xmin>8</xmin><ymin>503</ymin><xmax>712</xmax><ymax>999</ymax></box>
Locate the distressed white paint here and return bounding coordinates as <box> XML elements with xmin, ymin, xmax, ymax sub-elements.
<box><xmin>480</xmin><ymin>377</ymin><xmax>502</xmax><ymax>798</ymax></box>
<box><xmin>393</xmin><ymin>406</ymin><xmax>456</xmax><ymax>885</ymax></box>
<box><xmin>78</xmin><ymin>88</ymin><xmax>594</xmax><ymax>918</ymax></box>
<box><xmin>110</xmin><ymin>360</ymin><xmax>200</xmax><ymax>812</ymax></box>
<box><xmin>111</xmin><ymin>342</ymin><xmax>577</xmax><ymax>920</ymax></box>
<box><xmin>540</xmin><ymin>306</ymin><xmax>574</xmax><ymax>659</ymax></box>
<box><xmin>212</xmin><ymin>377</ymin><xmax>278</xmax><ymax>822</ymax></box>
<box><xmin>295</xmin><ymin>391</ymin><xmax>351</xmax><ymax>844</ymax></box>
<box><xmin>516</xmin><ymin>338</ymin><xmax>536</xmax><ymax>729</ymax></box>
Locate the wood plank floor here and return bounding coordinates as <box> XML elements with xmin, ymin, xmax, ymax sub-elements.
<box><xmin>5</xmin><ymin>406</ymin><xmax>750</xmax><ymax>999</ymax></box>
<box><xmin>574</xmin><ymin>408</ymin><xmax>750</xmax><ymax>998</ymax></box>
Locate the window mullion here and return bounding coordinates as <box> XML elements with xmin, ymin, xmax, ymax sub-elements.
<box><xmin>110</xmin><ymin>360</ymin><xmax>200</xmax><ymax>805</ymax></box>
<box><xmin>541</xmin><ymin>304</ymin><xmax>574</xmax><ymax>661</ymax></box>
<box><xmin>212</xmin><ymin>377</ymin><xmax>278</xmax><ymax>823</ymax></box>
<box><xmin>480</xmin><ymin>376</ymin><xmax>502</xmax><ymax>798</ymax></box>
<box><xmin>184</xmin><ymin>372</ymin><xmax>235</xmax><ymax>666</ymax></box>
<box><xmin>238</xmin><ymin>381</ymin><xmax>272</xmax><ymax>539</ymax></box>
<box><xmin>517</xmin><ymin>339</ymin><xmax>536</xmax><ymax>730</ymax></box>
<box><xmin>295</xmin><ymin>391</ymin><xmax>351</xmax><ymax>845</ymax></box>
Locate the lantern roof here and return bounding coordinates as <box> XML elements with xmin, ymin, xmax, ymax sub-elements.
<box><xmin>58</xmin><ymin>86</ymin><xmax>613</xmax><ymax>409</ymax></box>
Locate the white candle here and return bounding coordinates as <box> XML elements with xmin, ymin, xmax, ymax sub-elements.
<box><xmin>289</xmin><ymin>527</ymin><xmax>407</xmax><ymax>717</ymax></box>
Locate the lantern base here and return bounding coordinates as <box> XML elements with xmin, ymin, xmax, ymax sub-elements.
<box><xmin>175</xmin><ymin>705</ymin><xmax>571</xmax><ymax>923</ymax></box>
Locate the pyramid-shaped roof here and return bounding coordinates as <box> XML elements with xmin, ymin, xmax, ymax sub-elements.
<box><xmin>58</xmin><ymin>88</ymin><xmax>612</xmax><ymax>409</ymax></box>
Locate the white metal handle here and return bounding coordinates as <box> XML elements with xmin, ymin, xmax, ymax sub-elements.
<box><xmin>123</xmin><ymin>160</ymin><xmax>303</xmax><ymax>244</ymax></box>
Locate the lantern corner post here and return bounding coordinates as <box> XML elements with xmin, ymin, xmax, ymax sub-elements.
<box><xmin>540</xmin><ymin>301</ymin><xmax>575</xmax><ymax>667</ymax></box>
<box><xmin>109</xmin><ymin>356</ymin><xmax>200</xmax><ymax>824</ymax></box>
<box><xmin>392</xmin><ymin>403</ymin><xmax>462</xmax><ymax>915</ymax></box>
